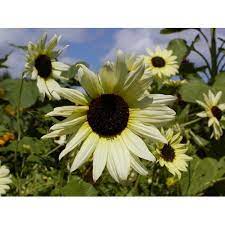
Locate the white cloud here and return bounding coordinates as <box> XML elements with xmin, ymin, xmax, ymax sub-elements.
<box><xmin>103</xmin><ymin>28</ymin><xmax>212</xmax><ymax>69</ymax></box>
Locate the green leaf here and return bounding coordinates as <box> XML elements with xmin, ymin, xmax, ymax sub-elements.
<box><xmin>61</xmin><ymin>61</ymin><xmax>89</xmax><ymax>82</ymax></box>
<box><xmin>0</xmin><ymin>52</ymin><xmax>11</xmax><ymax>68</ymax></box>
<box><xmin>9</xmin><ymin>43</ymin><xmax>28</xmax><ymax>51</ymax></box>
<box><xmin>0</xmin><ymin>79</ymin><xmax>39</xmax><ymax>108</ymax></box>
<box><xmin>189</xmin><ymin>130</ymin><xmax>209</xmax><ymax>147</ymax></box>
<box><xmin>176</xmin><ymin>104</ymin><xmax>190</xmax><ymax>123</ymax></box>
<box><xmin>2</xmin><ymin>136</ymin><xmax>49</xmax><ymax>154</ymax></box>
<box><xmin>180</xmin><ymin>157</ymin><xmax>225</xmax><ymax>196</ymax></box>
<box><xmin>0</xmin><ymin>125</ymin><xmax>8</xmax><ymax>136</ymax></box>
<box><xmin>212</xmin><ymin>72</ymin><xmax>225</xmax><ymax>102</ymax></box>
<box><xmin>61</xmin><ymin>176</ymin><xmax>98</xmax><ymax>196</ymax></box>
<box><xmin>160</xmin><ymin>28</ymin><xmax>190</xmax><ymax>34</ymax></box>
<box><xmin>179</xmin><ymin>79</ymin><xmax>210</xmax><ymax>103</ymax></box>
<box><xmin>167</xmin><ymin>39</ymin><xmax>189</xmax><ymax>65</ymax></box>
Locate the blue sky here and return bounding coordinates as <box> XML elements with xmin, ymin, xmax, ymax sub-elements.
<box><xmin>0</xmin><ymin>28</ymin><xmax>225</xmax><ymax>78</ymax></box>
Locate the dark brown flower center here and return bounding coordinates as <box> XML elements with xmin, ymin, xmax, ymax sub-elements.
<box><xmin>87</xmin><ymin>94</ymin><xmax>129</xmax><ymax>137</ymax></box>
<box><xmin>35</xmin><ymin>54</ymin><xmax>52</xmax><ymax>78</ymax></box>
<box><xmin>211</xmin><ymin>106</ymin><xmax>222</xmax><ymax>121</ymax></box>
<box><xmin>160</xmin><ymin>144</ymin><xmax>175</xmax><ymax>162</ymax></box>
<box><xmin>151</xmin><ymin>56</ymin><xmax>166</xmax><ymax>68</ymax></box>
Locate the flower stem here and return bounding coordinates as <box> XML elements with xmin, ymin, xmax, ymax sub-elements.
<box><xmin>15</xmin><ymin>73</ymin><xmax>25</xmax><ymax>168</ymax></box>
<box><xmin>181</xmin><ymin>118</ymin><xmax>202</xmax><ymax>127</ymax></box>
<box><xmin>198</xmin><ymin>28</ymin><xmax>209</xmax><ymax>44</ymax></box>
<box><xmin>209</xmin><ymin>28</ymin><xmax>217</xmax><ymax>85</ymax></box>
<box><xmin>150</xmin><ymin>164</ymin><xmax>157</xmax><ymax>196</ymax></box>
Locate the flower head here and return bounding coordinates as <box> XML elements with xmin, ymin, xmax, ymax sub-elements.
<box><xmin>24</xmin><ymin>33</ymin><xmax>69</xmax><ymax>101</ymax></box>
<box><xmin>163</xmin><ymin>78</ymin><xmax>187</xmax><ymax>87</ymax></box>
<box><xmin>155</xmin><ymin>128</ymin><xmax>192</xmax><ymax>179</ymax></box>
<box><xmin>0</xmin><ymin>162</ymin><xmax>12</xmax><ymax>196</ymax></box>
<box><xmin>196</xmin><ymin>90</ymin><xmax>225</xmax><ymax>140</ymax></box>
<box><xmin>42</xmin><ymin>50</ymin><xmax>176</xmax><ymax>182</ymax></box>
<box><xmin>144</xmin><ymin>46</ymin><xmax>178</xmax><ymax>79</ymax></box>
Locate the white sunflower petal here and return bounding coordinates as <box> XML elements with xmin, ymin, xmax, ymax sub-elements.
<box><xmin>93</xmin><ymin>138</ymin><xmax>108</xmax><ymax>182</ymax></box>
<box><xmin>70</xmin><ymin>132</ymin><xmax>99</xmax><ymax>172</ymax></box>
<box><xmin>121</xmin><ymin>128</ymin><xmax>155</xmax><ymax>161</ymax></box>
<box><xmin>128</xmin><ymin>121</ymin><xmax>167</xmax><ymax>144</ymax></box>
<box><xmin>52</xmin><ymin>61</ymin><xmax>70</xmax><ymax>71</ymax></box>
<box><xmin>110</xmin><ymin>136</ymin><xmax>130</xmax><ymax>180</ymax></box>
<box><xmin>150</xmin><ymin>94</ymin><xmax>177</xmax><ymax>105</ymax></box>
<box><xmin>130</xmin><ymin>154</ymin><xmax>148</xmax><ymax>176</ymax></box>
<box><xmin>46</xmin><ymin>106</ymin><xmax>88</xmax><ymax>117</ymax></box>
<box><xmin>59</xmin><ymin>122</ymin><xmax>92</xmax><ymax>160</ymax></box>
<box><xmin>78</xmin><ymin>65</ymin><xmax>103</xmax><ymax>98</ymax></box>
<box><xmin>57</xmin><ymin>87</ymin><xmax>90</xmax><ymax>105</ymax></box>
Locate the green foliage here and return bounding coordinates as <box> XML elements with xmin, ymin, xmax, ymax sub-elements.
<box><xmin>212</xmin><ymin>72</ymin><xmax>225</xmax><ymax>101</ymax></box>
<box><xmin>180</xmin><ymin>157</ymin><xmax>225</xmax><ymax>195</ymax></box>
<box><xmin>57</xmin><ymin>176</ymin><xmax>98</xmax><ymax>196</ymax></box>
<box><xmin>160</xmin><ymin>28</ymin><xmax>190</xmax><ymax>34</ymax></box>
<box><xmin>0</xmin><ymin>52</ymin><xmax>11</xmax><ymax>69</ymax></box>
<box><xmin>167</xmin><ymin>39</ymin><xmax>189</xmax><ymax>65</ymax></box>
<box><xmin>179</xmin><ymin>79</ymin><xmax>210</xmax><ymax>103</ymax></box>
<box><xmin>0</xmin><ymin>79</ymin><xmax>39</xmax><ymax>108</ymax></box>
<box><xmin>9</xmin><ymin>43</ymin><xmax>28</xmax><ymax>51</ymax></box>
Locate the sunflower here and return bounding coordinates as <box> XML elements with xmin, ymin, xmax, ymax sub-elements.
<box><xmin>0</xmin><ymin>162</ymin><xmax>12</xmax><ymax>196</ymax></box>
<box><xmin>144</xmin><ymin>46</ymin><xmax>179</xmax><ymax>79</ymax></box>
<box><xmin>155</xmin><ymin>128</ymin><xmax>192</xmax><ymax>179</ymax></box>
<box><xmin>42</xmin><ymin>50</ymin><xmax>176</xmax><ymax>182</ymax></box>
<box><xmin>24</xmin><ymin>33</ymin><xmax>69</xmax><ymax>101</ymax></box>
<box><xmin>162</xmin><ymin>78</ymin><xmax>187</xmax><ymax>87</ymax></box>
<box><xmin>196</xmin><ymin>90</ymin><xmax>225</xmax><ymax>140</ymax></box>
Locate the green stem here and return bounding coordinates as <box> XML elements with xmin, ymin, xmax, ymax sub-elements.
<box><xmin>209</xmin><ymin>28</ymin><xmax>217</xmax><ymax>85</ymax></box>
<box><xmin>192</xmin><ymin>48</ymin><xmax>211</xmax><ymax>73</ymax></box>
<box><xmin>44</xmin><ymin>144</ymin><xmax>62</xmax><ymax>157</ymax></box>
<box><xmin>133</xmin><ymin>174</ymin><xmax>140</xmax><ymax>191</ymax></box>
<box><xmin>198</xmin><ymin>28</ymin><xmax>209</xmax><ymax>43</ymax></box>
<box><xmin>186</xmin><ymin>161</ymin><xmax>191</xmax><ymax>195</ymax></box>
<box><xmin>217</xmin><ymin>54</ymin><xmax>225</xmax><ymax>68</ymax></box>
<box><xmin>181</xmin><ymin>118</ymin><xmax>202</xmax><ymax>127</ymax></box>
<box><xmin>15</xmin><ymin>73</ymin><xmax>25</xmax><ymax>167</ymax></box>
<box><xmin>150</xmin><ymin>164</ymin><xmax>157</xmax><ymax>196</ymax></box>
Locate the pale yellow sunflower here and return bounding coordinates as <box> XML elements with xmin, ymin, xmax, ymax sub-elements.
<box><xmin>155</xmin><ymin>128</ymin><xmax>192</xmax><ymax>179</ymax></box>
<box><xmin>42</xmin><ymin>50</ymin><xmax>176</xmax><ymax>182</ymax></box>
<box><xmin>196</xmin><ymin>90</ymin><xmax>225</xmax><ymax>140</ymax></box>
<box><xmin>144</xmin><ymin>46</ymin><xmax>179</xmax><ymax>79</ymax></box>
<box><xmin>24</xmin><ymin>33</ymin><xmax>69</xmax><ymax>101</ymax></box>
<box><xmin>0</xmin><ymin>162</ymin><xmax>12</xmax><ymax>196</ymax></box>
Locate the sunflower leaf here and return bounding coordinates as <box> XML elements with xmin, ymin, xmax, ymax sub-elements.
<box><xmin>61</xmin><ymin>176</ymin><xmax>98</xmax><ymax>196</ymax></box>
<box><xmin>160</xmin><ymin>28</ymin><xmax>190</xmax><ymax>34</ymax></box>
<box><xmin>167</xmin><ymin>39</ymin><xmax>189</xmax><ymax>65</ymax></box>
<box><xmin>180</xmin><ymin>157</ymin><xmax>225</xmax><ymax>196</ymax></box>
<box><xmin>212</xmin><ymin>72</ymin><xmax>225</xmax><ymax>102</ymax></box>
<box><xmin>179</xmin><ymin>79</ymin><xmax>211</xmax><ymax>103</ymax></box>
<box><xmin>0</xmin><ymin>79</ymin><xmax>39</xmax><ymax>108</ymax></box>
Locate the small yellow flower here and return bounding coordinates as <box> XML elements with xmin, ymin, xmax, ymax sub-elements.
<box><xmin>0</xmin><ymin>139</ymin><xmax>5</xmax><ymax>147</ymax></box>
<box><xmin>196</xmin><ymin>90</ymin><xmax>225</xmax><ymax>140</ymax></box>
<box><xmin>163</xmin><ymin>78</ymin><xmax>187</xmax><ymax>87</ymax></box>
<box><xmin>144</xmin><ymin>46</ymin><xmax>179</xmax><ymax>79</ymax></box>
<box><xmin>2</xmin><ymin>132</ymin><xmax>15</xmax><ymax>142</ymax></box>
<box><xmin>0</xmin><ymin>87</ymin><xmax>5</xmax><ymax>98</ymax></box>
<box><xmin>166</xmin><ymin>176</ymin><xmax>177</xmax><ymax>188</ymax></box>
<box><xmin>4</xmin><ymin>105</ymin><xmax>16</xmax><ymax>117</ymax></box>
<box><xmin>156</xmin><ymin>128</ymin><xmax>192</xmax><ymax>179</ymax></box>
